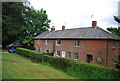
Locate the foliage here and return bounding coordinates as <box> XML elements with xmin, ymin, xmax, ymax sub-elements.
<box><xmin>112</xmin><ymin>56</ymin><xmax>120</xmax><ymax>64</ymax></box>
<box><xmin>114</xmin><ymin>16</ymin><xmax>120</xmax><ymax>23</ymax></box>
<box><xmin>2</xmin><ymin>2</ymin><xmax>25</xmax><ymax>47</ymax></box>
<box><xmin>107</xmin><ymin>16</ymin><xmax>120</xmax><ymax>37</ymax></box>
<box><xmin>2</xmin><ymin>2</ymin><xmax>51</xmax><ymax>48</ymax></box>
<box><xmin>107</xmin><ymin>27</ymin><xmax>120</xmax><ymax>37</ymax></box>
<box><xmin>16</xmin><ymin>48</ymin><xmax>120</xmax><ymax>80</ymax></box>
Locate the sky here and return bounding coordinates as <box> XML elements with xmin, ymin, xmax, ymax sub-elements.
<box><xmin>28</xmin><ymin>0</ymin><xmax>120</xmax><ymax>30</ymax></box>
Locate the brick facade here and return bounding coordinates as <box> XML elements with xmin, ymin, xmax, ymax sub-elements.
<box><xmin>34</xmin><ymin>39</ymin><xmax>120</xmax><ymax>67</ymax></box>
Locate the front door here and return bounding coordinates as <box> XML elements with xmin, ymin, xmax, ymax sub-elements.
<box><xmin>86</xmin><ymin>54</ymin><xmax>93</xmax><ymax>63</ymax></box>
<box><xmin>62</xmin><ymin>51</ymin><xmax>65</xmax><ymax>58</ymax></box>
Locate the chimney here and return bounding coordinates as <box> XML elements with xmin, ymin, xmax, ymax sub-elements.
<box><xmin>51</xmin><ymin>26</ymin><xmax>55</xmax><ymax>32</ymax></box>
<box><xmin>92</xmin><ymin>21</ymin><xmax>97</xmax><ymax>28</ymax></box>
<box><xmin>62</xmin><ymin>25</ymin><xmax>65</xmax><ymax>31</ymax></box>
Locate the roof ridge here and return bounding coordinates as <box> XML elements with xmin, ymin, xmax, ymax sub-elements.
<box><xmin>55</xmin><ymin>27</ymin><xmax>92</xmax><ymax>31</ymax></box>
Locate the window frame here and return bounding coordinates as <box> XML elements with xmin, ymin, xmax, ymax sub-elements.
<box><xmin>67</xmin><ymin>52</ymin><xmax>71</xmax><ymax>59</ymax></box>
<box><xmin>49</xmin><ymin>49</ymin><xmax>53</xmax><ymax>53</ymax></box>
<box><xmin>38</xmin><ymin>40</ymin><xmax>40</xmax><ymax>44</ymax></box>
<box><xmin>112</xmin><ymin>41</ymin><xmax>116</xmax><ymax>49</ymax></box>
<box><xmin>56</xmin><ymin>39</ymin><xmax>61</xmax><ymax>46</ymax></box>
<box><xmin>74</xmin><ymin>40</ymin><xmax>80</xmax><ymax>47</ymax></box>
<box><xmin>56</xmin><ymin>50</ymin><xmax>60</xmax><ymax>57</ymax></box>
<box><xmin>45</xmin><ymin>40</ymin><xmax>49</xmax><ymax>45</ymax></box>
<box><xmin>45</xmin><ymin>49</ymin><xmax>49</xmax><ymax>53</ymax></box>
<box><xmin>74</xmin><ymin>52</ymin><xmax>79</xmax><ymax>60</ymax></box>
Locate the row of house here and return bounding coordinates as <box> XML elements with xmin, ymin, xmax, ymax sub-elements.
<box><xmin>34</xmin><ymin>21</ymin><xmax>120</xmax><ymax>67</ymax></box>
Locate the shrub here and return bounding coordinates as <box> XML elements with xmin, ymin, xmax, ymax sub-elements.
<box><xmin>16</xmin><ymin>48</ymin><xmax>120</xmax><ymax>80</ymax></box>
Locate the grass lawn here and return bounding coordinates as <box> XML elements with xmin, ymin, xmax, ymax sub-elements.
<box><xmin>2</xmin><ymin>53</ymin><xmax>75</xmax><ymax>79</ymax></box>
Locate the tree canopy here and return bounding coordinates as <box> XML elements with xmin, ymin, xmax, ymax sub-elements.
<box><xmin>107</xmin><ymin>16</ymin><xmax>120</xmax><ymax>37</ymax></box>
<box><xmin>2</xmin><ymin>2</ymin><xmax>51</xmax><ymax>49</ymax></box>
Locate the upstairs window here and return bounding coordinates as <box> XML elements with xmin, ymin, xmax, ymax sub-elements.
<box><xmin>74</xmin><ymin>40</ymin><xmax>80</xmax><ymax>47</ymax></box>
<box><xmin>112</xmin><ymin>41</ymin><xmax>116</xmax><ymax>49</ymax></box>
<box><xmin>74</xmin><ymin>52</ymin><xmax>79</xmax><ymax>60</ymax></box>
<box><xmin>38</xmin><ymin>40</ymin><xmax>40</xmax><ymax>44</ymax></box>
<box><xmin>45</xmin><ymin>40</ymin><xmax>49</xmax><ymax>45</ymax></box>
<box><xmin>56</xmin><ymin>39</ymin><xmax>60</xmax><ymax>46</ymax></box>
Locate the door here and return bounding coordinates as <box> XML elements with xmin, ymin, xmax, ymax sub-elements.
<box><xmin>86</xmin><ymin>54</ymin><xmax>93</xmax><ymax>63</ymax></box>
<box><xmin>62</xmin><ymin>51</ymin><xmax>65</xmax><ymax>58</ymax></box>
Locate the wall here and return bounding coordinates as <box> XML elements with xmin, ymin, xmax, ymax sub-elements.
<box><xmin>34</xmin><ymin>39</ymin><xmax>120</xmax><ymax>67</ymax></box>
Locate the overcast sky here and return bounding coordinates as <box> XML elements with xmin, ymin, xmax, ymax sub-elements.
<box><xmin>28</xmin><ymin>0</ymin><xmax>120</xmax><ymax>30</ymax></box>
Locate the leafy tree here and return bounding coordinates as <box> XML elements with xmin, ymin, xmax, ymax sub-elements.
<box><xmin>2</xmin><ymin>2</ymin><xmax>25</xmax><ymax>47</ymax></box>
<box><xmin>107</xmin><ymin>16</ymin><xmax>120</xmax><ymax>37</ymax></box>
<box><xmin>2</xmin><ymin>2</ymin><xmax>51</xmax><ymax>49</ymax></box>
<box><xmin>21</xmin><ymin>5</ymin><xmax>51</xmax><ymax>49</ymax></box>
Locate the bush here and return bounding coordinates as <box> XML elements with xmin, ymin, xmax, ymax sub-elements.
<box><xmin>16</xmin><ymin>48</ymin><xmax>120</xmax><ymax>80</ymax></box>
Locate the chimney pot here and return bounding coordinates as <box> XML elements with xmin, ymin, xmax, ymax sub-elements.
<box><xmin>62</xmin><ymin>25</ymin><xmax>65</xmax><ymax>31</ymax></box>
<box><xmin>92</xmin><ymin>21</ymin><xmax>97</xmax><ymax>28</ymax></box>
<box><xmin>51</xmin><ymin>26</ymin><xmax>55</xmax><ymax>32</ymax></box>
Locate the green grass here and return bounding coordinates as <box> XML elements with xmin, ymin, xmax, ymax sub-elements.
<box><xmin>2</xmin><ymin>53</ymin><xmax>75</xmax><ymax>79</ymax></box>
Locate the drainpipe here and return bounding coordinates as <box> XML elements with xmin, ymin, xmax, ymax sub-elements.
<box><xmin>106</xmin><ymin>40</ymin><xmax>109</xmax><ymax>66</ymax></box>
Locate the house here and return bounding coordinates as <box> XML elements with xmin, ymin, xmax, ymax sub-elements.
<box><xmin>34</xmin><ymin>21</ymin><xmax>120</xmax><ymax>67</ymax></box>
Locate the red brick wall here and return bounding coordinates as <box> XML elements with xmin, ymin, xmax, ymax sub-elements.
<box><xmin>34</xmin><ymin>39</ymin><xmax>120</xmax><ymax>67</ymax></box>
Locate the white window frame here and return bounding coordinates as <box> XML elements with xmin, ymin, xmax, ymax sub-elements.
<box><xmin>49</xmin><ymin>49</ymin><xmax>53</xmax><ymax>53</ymax></box>
<box><xmin>74</xmin><ymin>52</ymin><xmax>79</xmax><ymax>60</ymax></box>
<box><xmin>112</xmin><ymin>41</ymin><xmax>116</xmax><ymax>49</ymax></box>
<box><xmin>56</xmin><ymin>50</ymin><xmax>60</xmax><ymax>57</ymax></box>
<box><xmin>56</xmin><ymin>39</ymin><xmax>60</xmax><ymax>46</ymax></box>
<box><xmin>67</xmin><ymin>52</ymin><xmax>71</xmax><ymax>59</ymax></box>
<box><xmin>45</xmin><ymin>40</ymin><xmax>49</xmax><ymax>45</ymax></box>
<box><xmin>38</xmin><ymin>40</ymin><xmax>40</xmax><ymax>44</ymax></box>
<box><xmin>74</xmin><ymin>40</ymin><xmax>80</xmax><ymax>47</ymax></box>
<box><xmin>45</xmin><ymin>49</ymin><xmax>49</xmax><ymax>53</ymax></box>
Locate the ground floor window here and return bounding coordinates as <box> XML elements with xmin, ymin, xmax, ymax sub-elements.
<box><xmin>74</xmin><ymin>52</ymin><xmax>79</xmax><ymax>60</ymax></box>
<box><xmin>67</xmin><ymin>52</ymin><xmax>71</xmax><ymax>58</ymax></box>
<box><xmin>49</xmin><ymin>49</ymin><xmax>53</xmax><ymax>53</ymax></box>
<box><xmin>45</xmin><ymin>49</ymin><xmax>49</xmax><ymax>53</ymax></box>
<box><xmin>56</xmin><ymin>50</ymin><xmax>60</xmax><ymax>56</ymax></box>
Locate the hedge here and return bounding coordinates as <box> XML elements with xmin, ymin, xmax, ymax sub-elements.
<box><xmin>16</xmin><ymin>48</ymin><xmax>120</xmax><ymax>80</ymax></box>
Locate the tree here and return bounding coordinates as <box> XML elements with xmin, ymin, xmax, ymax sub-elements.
<box><xmin>21</xmin><ymin>5</ymin><xmax>51</xmax><ymax>49</ymax></box>
<box><xmin>107</xmin><ymin>16</ymin><xmax>120</xmax><ymax>37</ymax></box>
<box><xmin>2</xmin><ymin>2</ymin><xmax>25</xmax><ymax>47</ymax></box>
<box><xmin>2</xmin><ymin>2</ymin><xmax>51</xmax><ymax>49</ymax></box>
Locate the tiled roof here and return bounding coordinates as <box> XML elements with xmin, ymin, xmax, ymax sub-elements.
<box><xmin>34</xmin><ymin>27</ymin><xmax>120</xmax><ymax>40</ymax></box>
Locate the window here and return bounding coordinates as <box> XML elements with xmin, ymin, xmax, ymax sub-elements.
<box><xmin>45</xmin><ymin>40</ymin><xmax>49</xmax><ymax>45</ymax></box>
<box><xmin>45</xmin><ymin>49</ymin><xmax>49</xmax><ymax>53</ymax></box>
<box><xmin>40</xmin><ymin>48</ymin><xmax>42</xmax><ymax>53</ymax></box>
<box><xmin>112</xmin><ymin>41</ymin><xmax>116</xmax><ymax>49</ymax></box>
<box><xmin>56</xmin><ymin>39</ymin><xmax>60</xmax><ymax>46</ymax></box>
<box><xmin>56</xmin><ymin>50</ymin><xmax>60</xmax><ymax>56</ymax></box>
<box><xmin>67</xmin><ymin>52</ymin><xmax>71</xmax><ymax>58</ymax></box>
<box><xmin>49</xmin><ymin>49</ymin><xmax>53</xmax><ymax>53</ymax></box>
<box><xmin>35</xmin><ymin>47</ymin><xmax>38</xmax><ymax>50</ymax></box>
<box><xmin>74</xmin><ymin>40</ymin><xmax>80</xmax><ymax>47</ymax></box>
<box><xmin>38</xmin><ymin>40</ymin><xmax>40</xmax><ymax>44</ymax></box>
<box><xmin>74</xmin><ymin>52</ymin><xmax>79</xmax><ymax>60</ymax></box>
